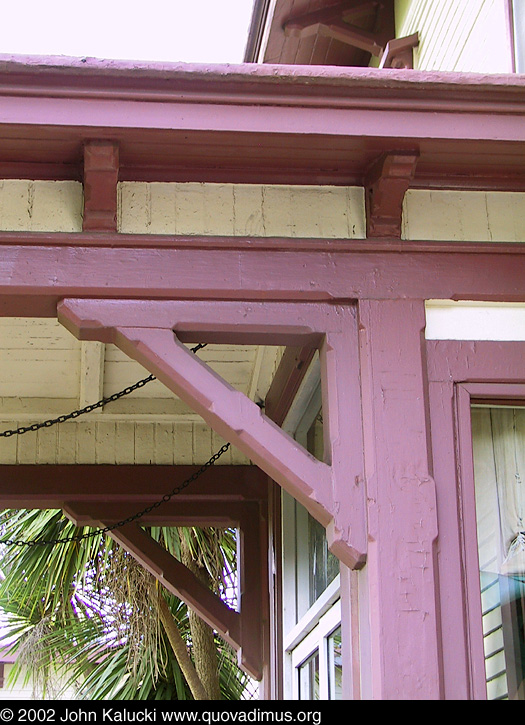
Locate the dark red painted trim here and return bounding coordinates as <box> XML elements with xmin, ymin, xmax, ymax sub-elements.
<box><xmin>0</xmin><ymin>464</ymin><xmax>267</xmax><ymax>508</ymax></box>
<box><xmin>0</xmin><ymin>57</ymin><xmax>524</xmax><ymax>191</ymax></box>
<box><xmin>0</xmin><ymin>230</ymin><xmax>524</xmax><ymax>253</ymax></box>
<box><xmin>265</xmin><ymin>346</ymin><xmax>317</xmax><ymax>426</ymax></box>
<box><xmin>82</xmin><ymin>141</ymin><xmax>119</xmax><ymax>232</ymax></box>
<box><xmin>365</xmin><ymin>151</ymin><xmax>418</xmax><ymax>237</ymax></box>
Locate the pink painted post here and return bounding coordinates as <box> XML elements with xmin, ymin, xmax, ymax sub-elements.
<box><xmin>427</xmin><ymin>378</ymin><xmax>474</xmax><ymax>699</ymax></box>
<box><xmin>357</xmin><ymin>299</ymin><xmax>442</xmax><ymax>700</ymax></box>
<box><xmin>320</xmin><ymin>306</ymin><xmax>367</xmax><ymax>568</ymax></box>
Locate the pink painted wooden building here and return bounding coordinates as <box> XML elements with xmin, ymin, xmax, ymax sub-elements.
<box><xmin>0</xmin><ymin>0</ymin><xmax>524</xmax><ymax>700</ymax></box>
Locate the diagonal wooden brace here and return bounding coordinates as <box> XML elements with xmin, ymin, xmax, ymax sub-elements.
<box><xmin>106</xmin><ymin>523</ymin><xmax>241</xmax><ymax>646</ymax></box>
<box><xmin>58</xmin><ymin>298</ymin><xmax>367</xmax><ymax>569</ymax></box>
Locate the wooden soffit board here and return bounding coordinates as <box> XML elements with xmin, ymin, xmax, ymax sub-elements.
<box><xmin>0</xmin><ymin>57</ymin><xmax>524</xmax><ymax>189</ymax></box>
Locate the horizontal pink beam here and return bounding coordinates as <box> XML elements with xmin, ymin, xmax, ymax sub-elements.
<box><xmin>0</xmin><ymin>241</ymin><xmax>524</xmax><ymax>317</ymax></box>
<box><xmin>58</xmin><ymin>298</ymin><xmax>343</xmax><ymax>344</ymax></box>
<box><xmin>427</xmin><ymin>340</ymin><xmax>525</xmax><ymax>381</ymax></box>
<box><xmin>1</xmin><ymin>55</ymin><xmax>523</xmax><ymax>103</ymax></box>
<box><xmin>1</xmin><ymin>94</ymin><xmax>524</xmax><ymax>143</ymax></box>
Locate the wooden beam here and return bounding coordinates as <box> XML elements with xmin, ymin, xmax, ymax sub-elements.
<box><xmin>118</xmin><ymin>328</ymin><xmax>332</xmax><ymax>521</ymax></box>
<box><xmin>0</xmin><ymin>465</ymin><xmax>267</xmax><ymax>508</ymax></box>
<box><xmin>63</xmin><ymin>500</ymin><xmax>249</xmax><ymax>528</ymax></box>
<box><xmin>1</xmin><ymin>237</ymin><xmax>525</xmax><ymax>320</ymax></box>
<box><xmin>79</xmin><ymin>341</ymin><xmax>105</xmax><ymax>410</ymax></box>
<box><xmin>263</xmin><ymin>346</ymin><xmax>317</xmax><ymax>427</ymax></box>
<box><xmin>237</xmin><ymin>502</ymin><xmax>268</xmax><ymax>683</ymax></box>
<box><xmin>357</xmin><ymin>299</ymin><xmax>441</xmax><ymax>698</ymax></box>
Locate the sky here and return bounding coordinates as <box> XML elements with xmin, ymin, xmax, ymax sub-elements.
<box><xmin>0</xmin><ymin>1</ymin><xmax>255</xmax><ymax>65</ymax></box>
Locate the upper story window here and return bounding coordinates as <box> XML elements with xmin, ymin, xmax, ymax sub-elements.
<box><xmin>512</xmin><ymin>0</ymin><xmax>525</xmax><ymax>72</ymax></box>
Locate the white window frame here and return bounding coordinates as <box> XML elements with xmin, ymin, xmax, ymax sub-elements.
<box><xmin>289</xmin><ymin>597</ymin><xmax>341</xmax><ymax>701</ymax></box>
<box><xmin>280</xmin><ymin>355</ymin><xmax>342</xmax><ymax>700</ymax></box>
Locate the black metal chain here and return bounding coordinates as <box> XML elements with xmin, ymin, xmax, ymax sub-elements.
<box><xmin>0</xmin><ymin>341</ymin><xmax>232</xmax><ymax>547</ymax></box>
<box><xmin>0</xmin><ymin>342</ymin><xmax>208</xmax><ymax>439</ymax></box>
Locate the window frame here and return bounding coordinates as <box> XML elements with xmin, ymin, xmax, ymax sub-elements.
<box><xmin>427</xmin><ymin>338</ymin><xmax>525</xmax><ymax>699</ymax></box>
<box><xmin>456</xmin><ymin>382</ymin><xmax>525</xmax><ymax>699</ymax></box>
<box><xmin>280</xmin><ymin>357</ymin><xmax>342</xmax><ymax>700</ymax></box>
<box><xmin>289</xmin><ymin>596</ymin><xmax>342</xmax><ymax>701</ymax></box>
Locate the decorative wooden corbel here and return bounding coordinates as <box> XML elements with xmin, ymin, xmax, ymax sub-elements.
<box><xmin>82</xmin><ymin>141</ymin><xmax>119</xmax><ymax>232</ymax></box>
<box><xmin>379</xmin><ymin>33</ymin><xmax>419</xmax><ymax>69</ymax></box>
<box><xmin>365</xmin><ymin>151</ymin><xmax>419</xmax><ymax>238</ymax></box>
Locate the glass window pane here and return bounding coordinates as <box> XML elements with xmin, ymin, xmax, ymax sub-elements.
<box><xmin>472</xmin><ymin>406</ymin><xmax>525</xmax><ymax>700</ymax></box>
<box><xmin>298</xmin><ymin>650</ymin><xmax>320</xmax><ymax>700</ymax></box>
<box><xmin>328</xmin><ymin>626</ymin><xmax>343</xmax><ymax>700</ymax></box>
<box><xmin>306</xmin><ymin>409</ymin><xmax>339</xmax><ymax>605</ymax></box>
<box><xmin>308</xmin><ymin>514</ymin><xmax>339</xmax><ymax>606</ymax></box>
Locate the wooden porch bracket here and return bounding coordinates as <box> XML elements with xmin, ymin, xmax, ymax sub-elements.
<box><xmin>58</xmin><ymin>298</ymin><xmax>368</xmax><ymax>570</ymax></box>
<box><xmin>64</xmin><ymin>497</ymin><xmax>268</xmax><ymax>681</ymax></box>
<box><xmin>379</xmin><ymin>33</ymin><xmax>419</xmax><ymax>69</ymax></box>
<box><xmin>82</xmin><ymin>141</ymin><xmax>119</xmax><ymax>232</ymax></box>
<box><xmin>364</xmin><ymin>151</ymin><xmax>419</xmax><ymax>238</ymax></box>
<box><xmin>283</xmin><ymin>1</ymin><xmax>391</xmax><ymax>57</ymax></box>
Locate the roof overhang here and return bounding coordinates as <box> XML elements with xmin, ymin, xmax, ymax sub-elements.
<box><xmin>0</xmin><ymin>55</ymin><xmax>524</xmax><ymax>190</ymax></box>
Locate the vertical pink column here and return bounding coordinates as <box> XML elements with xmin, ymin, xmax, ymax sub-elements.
<box><xmin>357</xmin><ymin>299</ymin><xmax>442</xmax><ymax>699</ymax></box>
<box><xmin>427</xmin><ymin>379</ymin><xmax>481</xmax><ymax>699</ymax></box>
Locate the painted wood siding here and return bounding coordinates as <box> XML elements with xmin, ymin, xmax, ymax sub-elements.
<box><xmin>0</xmin><ymin>417</ymin><xmax>249</xmax><ymax>465</ymax></box>
<box><xmin>119</xmin><ymin>182</ymin><xmax>366</xmax><ymax>238</ymax></box>
<box><xmin>0</xmin><ymin>317</ymin><xmax>80</xmax><ymax>399</ymax></box>
<box><xmin>0</xmin><ymin>180</ymin><xmax>82</xmax><ymax>231</ymax></box>
<box><xmin>403</xmin><ymin>191</ymin><xmax>525</xmax><ymax>242</ymax></box>
<box><xmin>395</xmin><ymin>0</ymin><xmax>514</xmax><ymax>73</ymax></box>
